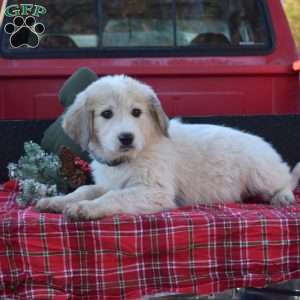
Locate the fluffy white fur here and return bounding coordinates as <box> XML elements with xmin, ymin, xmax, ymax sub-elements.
<box><xmin>36</xmin><ymin>75</ymin><xmax>300</xmax><ymax>220</ymax></box>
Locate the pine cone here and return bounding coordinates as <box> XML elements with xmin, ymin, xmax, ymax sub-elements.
<box><xmin>59</xmin><ymin>146</ymin><xmax>76</xmax><ymax>175</ymax></box>
<box><xmin>59</xmin><ymin>146</ymin><xmax>90</xmax><ymax>191</ymax></box>
<box><xmin>69</xmin><ymin>170</ymin><xmax>88</xmax><ymax>190</ymax></box>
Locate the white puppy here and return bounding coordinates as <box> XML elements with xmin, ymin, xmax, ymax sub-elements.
<box><xmin>36</xmin><ymin>75</ymin><xmax>300</xmax><ymax>220</ymax></box>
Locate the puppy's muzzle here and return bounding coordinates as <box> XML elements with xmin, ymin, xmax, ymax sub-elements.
<box><xmin>118</xmin><ymin>132</ymin><xmax>135</xmax><ymax>151</ymax></box>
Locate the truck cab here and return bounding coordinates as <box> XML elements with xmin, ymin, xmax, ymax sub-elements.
<box><xmin>0</xmin><ymin>0</ymin><xmax>299</xmax><ymax>120</ymax></box>
<box><xmin>1</xmin><ymin>2</ymin><xmax>300</xmax><ymax>298</ymax></box>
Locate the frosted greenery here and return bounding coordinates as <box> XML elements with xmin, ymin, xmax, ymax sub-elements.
<box><xmin>7</xmin><ymin>141</ymin><xmax>64</xmax><ymax>207</ymax></box>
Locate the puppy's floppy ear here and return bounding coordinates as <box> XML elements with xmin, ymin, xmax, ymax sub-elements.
<box><xmin>149</xmin><ymin>95</ymin><xmax>169</xmax><ymax>137</ymax></box>
<box><xmin>62</xmin><ymin>91</ymin><xmax>90</xmax><ymax>150</ymax></box>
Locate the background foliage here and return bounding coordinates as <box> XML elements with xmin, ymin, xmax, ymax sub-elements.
<box><xmin>284</xmin><ymin>0</ymin><xmax>300</xmax><ymax>49</ymax></box>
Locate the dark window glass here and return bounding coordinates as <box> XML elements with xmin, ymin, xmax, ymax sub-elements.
<box><xmin>40</xmin><ymin>0</ymin><xmax>98</xmax><ymax>49</ymax></box>
<box><xmin>0</xmin><ymin>0</ymin><xmax>273</xmax><ymax>57</ymax></box>
<box><xmin>102</xmin><ymin>1</ymin><xmax>174</xmax><ymax>47</ymax></box>
<box><xmin>176</xmin><ymin>0</ymin><xmax>270</xmax><ymax>47</ymax></box>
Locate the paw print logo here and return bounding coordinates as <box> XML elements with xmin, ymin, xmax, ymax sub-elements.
<box><xmin>4</xmin><ymin>16</ymin><xmax>45</xmax><ymax>48</ymax></box>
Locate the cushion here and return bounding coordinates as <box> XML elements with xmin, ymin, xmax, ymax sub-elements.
<box><xmin>41</xmin><ymin>67</ymin><xmax>98</xmax><ymax>161</ymax></box>
<box><xmin>59</xmin><ymin>67</ymin><xmax>98</xmax><ymax>109</ymax></box>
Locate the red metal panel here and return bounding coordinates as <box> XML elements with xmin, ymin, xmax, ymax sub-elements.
<box><xmin>0</xmin><ymin>0</ymin><xmax>299</xmax><ymax>119</ymax></box>
<box><xmin>34</xmin><ymin>94</ymin><xmax>64</xmax><ymax>119</ymax></box>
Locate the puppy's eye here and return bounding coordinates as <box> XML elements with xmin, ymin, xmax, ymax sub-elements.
<box><xmin>101</xmin><ymin>110</ymin><xmax>113</xmax><ymax>119</ymax></box>
<box><xmin>132</xmin><ymin>108</ymin><xmax>142</xmax><ymax>118</ymax></box>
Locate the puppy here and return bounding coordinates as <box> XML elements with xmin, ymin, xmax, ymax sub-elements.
<box><xmin>36</xmin><ymin>75</ymin><xmax>300</xmax><ymax>220</ymax></box>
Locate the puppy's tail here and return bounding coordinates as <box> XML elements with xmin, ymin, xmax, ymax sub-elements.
<box><xmin>291</xmin><ymin>162</ymin><xmax>300</xmax><ymax>190</ymax></box>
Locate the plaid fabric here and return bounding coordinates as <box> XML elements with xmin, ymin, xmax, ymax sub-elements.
<box><xmin>1</xmin><ymin>182</ymin><xmax>300</xmax><ymax>299</ymax></box>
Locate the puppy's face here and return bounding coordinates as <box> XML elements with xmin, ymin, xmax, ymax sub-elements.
<box><xmin>63</xmin><ymin>75</ymin><xmax>168</xmax><ymax>163</ymax></box>
<box><xmin>89</xmin><ymin>82</ymin><xmax>156</xmax><ymax>161</ymax></box>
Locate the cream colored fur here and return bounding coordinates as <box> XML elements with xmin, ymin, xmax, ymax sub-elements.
<box><xmin>36</xmin><ymin>75</ymin><xmax>300</xmax><ymax>220</ymax></box>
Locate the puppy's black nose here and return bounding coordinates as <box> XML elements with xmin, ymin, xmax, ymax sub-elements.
<box><xmin>118</xmin><ymin>133</ymin><xmax>134</xmax><ymax>146</ymax></box>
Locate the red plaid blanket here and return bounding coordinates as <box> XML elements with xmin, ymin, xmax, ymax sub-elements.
<box><xmin>1</xmin><ymin>182</ymin><xmax>300</xmax><ymax>300</ymax></box>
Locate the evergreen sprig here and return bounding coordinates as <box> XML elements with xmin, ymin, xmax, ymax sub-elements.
<box><xmin>7</xmin><ymin>141</ymin><xmax>64</xmax><ymax>207</ymax></box>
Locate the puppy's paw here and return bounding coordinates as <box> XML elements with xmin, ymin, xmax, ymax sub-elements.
<box><xmin>63</xmin><ymin>201</ymin><xmax>103</xmax><ymax>221</ymax></box>
<box><xmin>35</xmin><ymin>196</ymin><xmax>67</xmax><ymax>213</ymax></box>
<box><xmin>271</xmin><ymin>189</ymin><xmax>295</xmax><ymax>207</ymax></box>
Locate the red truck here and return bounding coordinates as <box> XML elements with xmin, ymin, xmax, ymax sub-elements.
<box><xmin>0</xmin><ymin>0</ymin><xmax>299</xmax><ymax>120</ymax></box>
<box><xmin>1</xmin><ymin>1</ymin><xmax>300</xmax><ymax>299</ymax></box>
<box><xmin>1</xmin><ymin>0</ymin><xmax>300</xmax><ymax>180</ymax></box>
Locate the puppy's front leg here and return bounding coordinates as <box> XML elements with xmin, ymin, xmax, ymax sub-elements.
<box><xmin>64</xmin><ymin>186</ymin><xmax>176</xmax><ymax>220</ymax></box>
<box><xmin>36</xmin><ymin>185</ymin><xmax>106</xmax><ymax>213</ymax></box>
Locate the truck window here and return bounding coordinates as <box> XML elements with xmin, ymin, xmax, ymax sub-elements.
<box><xmin>0</xmin><ymin>0</ymin><xmax>273</xmax><ymax>57</ymax></box>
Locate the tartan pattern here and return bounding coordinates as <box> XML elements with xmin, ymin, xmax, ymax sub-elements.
<box><xmin>1</xmin><ymin>183</ymin><xmax>300</xmax><ymax>299</ymax></box>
